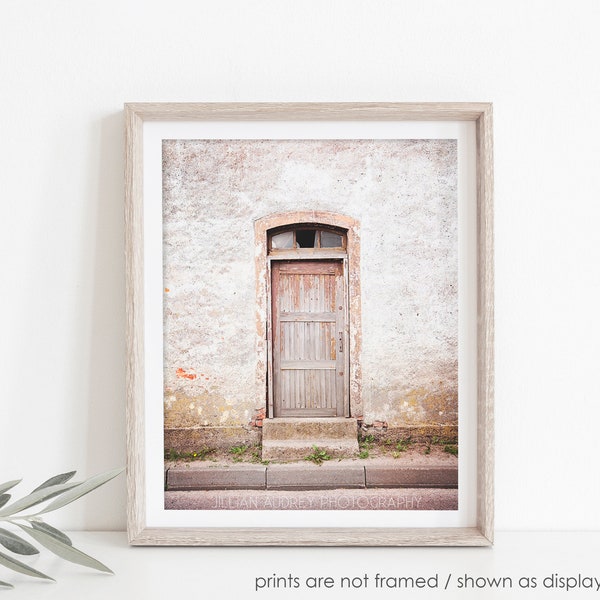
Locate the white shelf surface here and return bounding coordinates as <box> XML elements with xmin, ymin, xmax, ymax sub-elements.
<box><xmin>3</xmin><ymin>532</ymin><xmax>600</xmax><ymax>599</ymax></box>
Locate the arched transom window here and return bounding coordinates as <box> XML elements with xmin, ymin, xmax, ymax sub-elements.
<box><xmin>269</xmin><ymin>225</ymin><xmax>347</xmax><ymax>252</ymax></box>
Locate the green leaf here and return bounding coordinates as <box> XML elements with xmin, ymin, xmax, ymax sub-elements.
<box><xmin>0</xmin><ymin>494</ymin><xmax>10</xmax><ymax>509</ymax></box>
<box><xmin>0</xmin><ymin>482</ymin><xmax>81</xmax><ymax>518</ymax></box>
<box><xmin>15</xmin><ymin>525</ymin><xmax>113</xmax><ymax>574</ymax></box>
<box><xmin>0</xmin><ymin>549</ymin><xmax>54</xmax><ymax>581</ymax></box>
<box><xmin>0</xmin><ymin>480</ymin><xmax>21</xmax><ymax>495</ymax></box>
<box><xmin>31</xmin><ymin>471</ymin><xmax>76</xmax><ymax>493</ymax></box>
<box><xmin>0</xmin><ymin>528</ymin><xmax>39</xmax><ymax>555</ymax></box>
<box><xmin>31</xmin><ymin>520</ymin><xmax>72</xmax><ymax>546</ymax></box>
<box><xmin>0</xmin><ymin>580</ymin><xmax>14</xmax><ymax>589</ymax></box>
<box><xmin>38</xmin><ymin>468</ymin><xmax>123</xmax><ymax>515</ymax></box>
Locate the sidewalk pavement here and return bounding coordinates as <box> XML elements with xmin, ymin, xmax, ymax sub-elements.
<box><xmin>164</xmin><ymin>456</ymin><xmax>458</xmax><ymax>511</ymax></box>
<box><xmin>165</xmin><ymin>486</ymin><xmax>458</xmax><ymax>510</ymax></box>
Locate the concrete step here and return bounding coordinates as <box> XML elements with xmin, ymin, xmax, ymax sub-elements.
<box><xmin>261</xmin><ymin>417</ymin><xmax>359</xmax><ymax>461</ymax></box>
<box><xmin>262</xmin><ymin>438</ymin><xmax>359</xmax><ymax>461</ymax></box>
<box><xmin>262</xmin><ymin>417</ymin><xmax>358</xmax><ymax>440</ymax></box>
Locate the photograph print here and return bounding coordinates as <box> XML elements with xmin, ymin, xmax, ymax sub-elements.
<box><xmin>162</xmin><ymin>137</ymin><xmax>459</xmax><ymax>512</ymax></box>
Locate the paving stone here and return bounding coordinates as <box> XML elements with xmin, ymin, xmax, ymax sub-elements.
<box><xmin>267</xmin><ymin>463</ymin><xmax>365</xmax><ymax>490</ymax></box>
<box><xmin>167</xmin><ymin>465</ymin><xmax>266</xmax><ymax>490</ymax></box>
<box><xmin>365</xmin><ymin>465</ymin><xmax>457</xmax><ymax>488</ymax></box>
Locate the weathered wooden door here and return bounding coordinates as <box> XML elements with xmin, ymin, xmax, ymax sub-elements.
<box><xmin>271</xmin><ymin>260</ymin><xmax>346</xmax><ymax>417</ymax></box>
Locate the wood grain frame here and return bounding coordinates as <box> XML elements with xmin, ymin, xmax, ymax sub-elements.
<box><xmin>125</xmin><ymin>102</ymin><xmax>494</xmax><ymax>546</ymax></box>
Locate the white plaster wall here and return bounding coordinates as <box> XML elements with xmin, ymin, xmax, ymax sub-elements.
<box><xmin>1</xmin><ymin>1</ymin><xmax>599</xmax><ymax>532</ymax></box>
<box><xmin>162</xmin><ymin>139</ymin><xmax>457</xmax><ymax>428</ymax></box>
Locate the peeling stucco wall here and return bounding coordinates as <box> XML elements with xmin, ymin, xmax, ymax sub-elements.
<box><xmin>162</xmin><ymin>139</ymin><xmax>457</xmax><ymax>439</ymax></box>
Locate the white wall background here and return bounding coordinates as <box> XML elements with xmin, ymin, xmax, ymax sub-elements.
<box><xmin>1</xmin><ymin>0</ymin><xmax>599</xmax><ymax>532</ymax></box>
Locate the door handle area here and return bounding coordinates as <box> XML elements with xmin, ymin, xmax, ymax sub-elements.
<box><xmin>338</xmin><ymin>332</ymin><xmax>343</xmax><ymax>353</ymax></box>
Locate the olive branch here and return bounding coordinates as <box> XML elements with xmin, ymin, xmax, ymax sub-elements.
<box><xmin>0</xmin><ymin>468</ymin><xmax>123</xmax><ymax>589</ymax></box>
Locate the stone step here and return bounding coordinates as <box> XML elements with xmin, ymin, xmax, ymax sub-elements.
<box><xmin>261</xmin><ymin>417</ymin><xmax>359</xmax><ymax>461</ymax></box>
<box><xmin>261</xmin><ymin>417</ymin><xmax>358</xmax><ymax>440</ymax></box>
<box><xmin>262</xmin><ymin>438</ymin><xmax>359</xmax><ymax>461</ymax></box>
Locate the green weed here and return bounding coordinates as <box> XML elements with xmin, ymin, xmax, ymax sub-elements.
<box><xmin>443</xmin><ymin>444</ymin><xmax>458</xmax><ymax>457</ymax></box>
<box><xmin>230</xmin><ymin>444</ymin><xmax>249</xmax><ymax>462</ymax></box>
<box><xmin>305</xmin><ymin>446</ymin><xmax>331</xmax><ymax>465</ymax></box>
<box><xmin>164</xmin><ymin>447</ymin><xmax>215</xmax><ymax>461</ymax></box>
<box><xmin>395</xmin><ymin>437</ymin><xmax>412</xmax><ymax>453</ymax></box>
<box><xmin>250</xmin><ymin>448</ymin><xmax>270</xmax><ymax>465</ymax></box>
<box><xmin>359</xmin><ymin>434</ymin><xmax>376</xmax><ymax>454</ymax></box>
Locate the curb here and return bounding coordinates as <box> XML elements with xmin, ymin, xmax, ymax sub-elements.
<box><xmin>166</xmin><ymin>463</ymin><xmax>457</xmax><ymax>491</ymax></box>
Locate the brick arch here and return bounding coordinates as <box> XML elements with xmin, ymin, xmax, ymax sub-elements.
<box><xmin>254</xmin><ymin>211</ymin><xmax>362</xmax><ymax>418</ymax></box>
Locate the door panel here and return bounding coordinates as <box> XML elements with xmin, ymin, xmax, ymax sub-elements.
<box><xmin>272</xmin><ymin>260</ymin><xmax>346</xmax><ymax>417</ymax></box>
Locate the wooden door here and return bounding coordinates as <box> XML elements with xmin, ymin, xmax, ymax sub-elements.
<box><xmin>271</xmin><ymin>260</ymin><xmax>346</xmax><ymax>417</ymax></box>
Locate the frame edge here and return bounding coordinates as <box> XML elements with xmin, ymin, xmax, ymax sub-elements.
<box><xmin>125</xmin><ymin>104</ymin><xmax>147</xmax><ymax>542</ymax></box>
<box><xmin>476</xmin><ymin>103</ymin><xmax>495</xmax><ymax>544</ymax></box>
<box><xmin>124</xmin><ymin>102</ymin><xmax>495</xmax><ymax>546</ymax></box>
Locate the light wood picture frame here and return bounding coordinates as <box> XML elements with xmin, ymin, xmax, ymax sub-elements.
<box><xmin>125</xmin><ymin>102</ymin><xmax>494</xmax><ymax>546</ymax></box>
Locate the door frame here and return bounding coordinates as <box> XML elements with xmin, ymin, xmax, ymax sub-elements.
<box><xmin>268</xmin><ymin>257</ymin><xmax>350</xmax><ymax>418</ymax></box>
<box><xmin>254</xmin><ymin>211</ymin><xmax>362</xmax><ymax>420</ymax></box>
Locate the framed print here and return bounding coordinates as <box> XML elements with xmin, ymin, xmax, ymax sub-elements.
<box><xmin>125</xmin><ymin>103</ymin><xmax>494</xmax><ymax>546</ymax></box>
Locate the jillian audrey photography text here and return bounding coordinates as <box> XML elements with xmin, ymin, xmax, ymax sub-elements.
<box><xmin>255</xmin><ymin>572</ymin><xmax>600</xmax><ymax>593</ymax></box>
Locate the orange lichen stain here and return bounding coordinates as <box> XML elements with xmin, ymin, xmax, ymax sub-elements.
<box><xmin>176</xmin><ymin>367</ymin><xmax>197</xmax><ymax>380</ymax></box>
<box><xmin>164</xmin><ymin>287</ymin><xmax>170</xmax><ymax>293</ymax></box>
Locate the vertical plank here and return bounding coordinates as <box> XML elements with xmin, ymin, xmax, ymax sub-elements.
<box><xmin>325</xmin><ymin>367</ymin><xmax>330</xmax><ymax>410</ymax></box>
<box><xmin>271</xmin><ymin>263</ymin><xmax>280</xmax><ymax>417</ymax></box>
<box><xmin>330</xmin><ymin>370</ymin><xmax>336</xmax><ymax>410</ymax></box>
<box><xmin>290</xmin><ymin>316</ymin><xmax>304</xmax><ymax>409</ymax></box>
<box><xmin>335</xmin><ymin>270</ymin><xmax>345</xmax><ymax>417</ymax></box>
<box><xmin>284</xmin><ymin>318</ymin><xmax>296</xmax><ymax>409</ymax></box>
<box><xmin>342</xmin><ymin>257</ymin><xmax>350</xmax><ymax>418</ymax></box>
<box><xmin>266</xmin><ymin>260</ymin><xmax>274</xmax><ymax>418</ymax></box>
<box><xmin>319</xmin><ymin>273</ymin><xmax>325</xmax><ymax>410</ymax></box>
<box><xmin>283</xmin><ymin>369</ymin><xmax>288</xmax><ymax>410</ymax></box>
<box><xmin>297</xmin><ymin>367</ymin><xmax>302</xmax><ymax>409</ymax></box>
<box><xmin>279</xmin><ymin>322</ymin><xmax>289</xmax><ymax>408</ymax></box>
